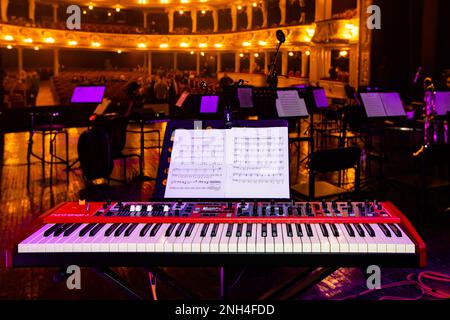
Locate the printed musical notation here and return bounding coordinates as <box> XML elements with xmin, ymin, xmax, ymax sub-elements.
<box><xmin>164</xmin><ymin>127</ymin><xmax>290</xmax><ymax>198</ymax></box>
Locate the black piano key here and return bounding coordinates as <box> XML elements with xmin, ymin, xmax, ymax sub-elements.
<box><xmin>105</xmin><ymin>224</ymin><xmax>121</xmax><ymax>237</ymax></box>
<box><xmin>387</xmin><ymin>224</ymin><xmax>402</xmax><ymax>237</ymax></box>
<box><xmin>344</xmin><ymin>224</ymin><xmax>355</xmax><ymax>237</ymax></box>
<box><xmin>79</xmin><ymin>223</ymin><xmax>97</xmax><ymax>237</ymax></box>
<box><xmin>63</xmin><ymin>223</ymin><xmax>82</xmax><ymax>237</ymax></box>
<box><xmin>236</xmin><ymin>224</ymin><xmax>243</xmax><ymax>237</ymax></box>
<box><xmin>286</xmin><ymin>224</ymin><xmax>293</xmax><ymax>237</ymax></box>
<box><xmin>175</xmin><ymin>224</ymin><xmax>186</xmax><ymax>237</ymax></box>
<box><xmin>295</xmin><ymin>224</ymin><xmax>303</xmax><ymax>237</ymax></box>
<box><xmin>124</xmin><ymin>224</ymin><xmax>139</xmax><ymax>237</ymax></box>
<box><xmin>114</xmin><ymin>223</ymin><xmax>129</xmax><ymax>237</ymax></box>
<box><xmin>89</xmin><ymin>224</ymin><xmax>105</xmax><ymax>237</ymax></box>
<box><xmin>139</xmin><ymin>224</ymin><xmax>153</xmax><ymax>237</ymax></box>
<box><xmin>246</xmin><ymin>224</ymin><xmax>252</xmax><ymax>237</ymax></box>
<box><xmin>149</xmin><ymin>224</ymin><xmax>162</xmax><ymax>237</ymax></box>
<box><xmin>200</xmin><ymin>224</ymin><xmax>210</xmax><ymax>237</ymax></box>
<box><xmin>185</xmin><ymin>224</ymin><xmax>195</xmax><ymax>237</ymax></box>
<box><xmin>165</xmin><ymin>224</ymin><xmax>177</xmax><ymax>237</ymax></box>
<box><xmin>363</xmin><ymin>224</ymin><xmax>376</xmax><ymax>237</ymax></box>
<box><xmin>330</xmin><ymin>224</ymin><xmax>339</xmax><ymax>237</ymax></box>
<box><xmin>319</xmin><ymin>224</ymin><xmax>329</xmax><ymax>237</ymax></box>
<box><xmin>261</xmin><ymin>224</ymin><xmax>267</xmax><ymax>237</ymax></box>
<box><xmin>43</xmin><ymin>224</ymin><xmax>64</xmax><ymax>237</ymax></box>
<box><xmin>378</xmin><ymin>224</ymin><xmax>392</xmax><ymax>237</ymax></box>
<box><xmin>211</xmin><ymin>224</ymin><xmax>219</xmax><ymax>237</ymax></box>
<box><xmin>354</xmin><ymin>224</ymin><xmax>365</xmax><ymax>237</ymax></box>
<box><xmin>226</xmin><ymin>224</ymin><xmax>234</xmax><ymax>237</ymax></box>
<box><xmin>271</xmin><ymin>224</ymin><xmax>278</xmax><ymax>237</ymax></box>
<box><xmin>54</xmin><ymin>224</ymin><xmax>73</xmax><ymax>237</ymax></box>
<box><xmin>305</xmin><ymin>224</ymin><xmax>313</xmax><ymax>237</ymax></box>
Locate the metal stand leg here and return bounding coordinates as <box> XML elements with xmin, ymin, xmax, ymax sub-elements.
<box><xmin>257</xmin><ymin>267</ymin><xmax>337</xmax><ymax>300</ymax></box>
<box><xmin>94</xmin><ymin>267</ymin><xmax>144</xmax><ymax>300</ymax></box>
<box><xmin>220</xmin><ymin>266</ymin><xmax>225</xmax><ymax>300</ymax></box>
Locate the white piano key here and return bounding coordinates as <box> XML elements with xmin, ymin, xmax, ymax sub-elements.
<box><xmin>219</xmin><ymin>224</ymin><xmax>230</xmax><ymax>253</ymax></box>
<box><xmin>126</xmin><ymin>224</ymin><xmax>150</xmax><ymax>252</ymax></box>
<box><xmin>80</xmin><ymin>224</ymin><xmax>112</xmax><ymax>252</ymax></box>
<box><xmin>342</xmin><ymin>224</ymin><xmax>359</xmax><ymax>252</ymax></box>
<box><xmin>18</xmin><ymin>225</ymin><xmax>52</xmax><ymax>253</ymax></box>
<box><xmin>246</xmin><ymin>224</ymin><xmax>257</xmax><ymax>253</ymax></box>
<box><xmin>237</xmin><ymin>229</ymin><xmax>247</xmax><ymax>253</ymax></box>
<box><xmin>191</xmin><ymin>224</ymin><xmax>204</xmax><ymax>252</ymax></box>
<box><xmin>227</xmin><ymin>224</ymin><xmax>239</xmax><ymax>253</ymax></box>
<box><xmin>154</xmin><ymin>224</ymin><xmax>171</xmax><ymax>252</ymax></box>
<box><xmin>265</xmin><ymin>227</ymin><xmax>275</xmax><ymax>253</ymax></box>
<box><xmin>273</xmin><ymin>225</ymin><xmax>284</xmax><ymax>253</ymax></box>
<box><xmin>291</xmin><ymin>224</ymin><xmax>304</xmax><ymax>252</ymax></box>
<box><xmin>334</xmin><ymin>224</ymin><xmax>350</xmax><ymax>253</ymax></box>
<box><xmin>359</xmin><ymin>224</ymin><xmax>378</xmax><ymax>253</ymax></box>
<box><xmin>200</xmin><ymin>225</ymin><xmax>213</xmax><ymax>252</ymax></box>
<box><xmin>368</xmin><ymin>224</ymin><xmax>388</xmax><ymax>253</ymax></box>
<box><xmin>164</xmin><ymin>224</ymin><xmax>181</xmax><ymax>253</ymax></box>
<box><xmin>349</xmin><ymin>224</ymin><xmax>368</xmax><ymax>253</ymax></box>
<box><xmin>281</xmin><ymin>225</ymin><xmax>293</xmax><ymax>253</ymax></box>
<box><xmin>314</xmin><ymin>224</ymin><xmax>330</xmax><ymax>253</ymax></box>
<box><xmin>306</xmin><ymin>224</ymin><xmax>321</xmax><ymax>252</ymax></box>
<box><xmin>255</xmin><ymin>224</ymin><xmax>265</xmax><ymax>253</ymax></box>
<box><xmin>373</xmin><ymin>224</ymin><xmax>396</xmax><ymax>253</ymax></box>
<box><xmin>210</xmin><ymin>224</ymin><xmax>225</xmax><ymax>252</ymax></box>
<box><xmin>392</xmin><ymin>224</ymin><xmax>416</xmax><ymax>253</ymax></box>
<box><xmin>325</xmin><ymin>224</ymin><xmax>340</xmax><ymax>253</ymax></box>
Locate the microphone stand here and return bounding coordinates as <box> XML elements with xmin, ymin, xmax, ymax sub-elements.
<box><xmin>266</xmin><ymin>40</ymin><xmax>284</xmax><ymax>89</ymax></box>
<box><xmin>223</xmin><ymin>79</ymin><xmax>244</xmax><ymax>129</ymax></box>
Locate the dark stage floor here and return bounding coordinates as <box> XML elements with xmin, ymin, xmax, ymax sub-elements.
<box><xmin>0</xmin><ymin>122</ymin><xmax>449</xmax><ymax>300</ymax></box>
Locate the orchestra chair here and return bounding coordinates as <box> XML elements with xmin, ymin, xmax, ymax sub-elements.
<box><xmin>291</xmin><ymin>147</ymin><xmax>361</xmax><ymax>200</ymax></box>
<box><xmin>390</xmin><ymin>143</ymin><xmax>450</xmax><ymax>228</ymax></box>
<box><xmin>26</xmin><ymin>110</ymin><xmax>69</xmax><ymax>189</ymax></box>
<box><xmin>94</xmin><ymin>114</ymin><xmax>140</xmax><ymax>183</ymax></box>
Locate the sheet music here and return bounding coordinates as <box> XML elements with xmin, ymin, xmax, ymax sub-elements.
<box><xmin>380</xmin><ymin>92</ymin><xmax>406</xmax><ymax>117</ymax></box>
<box><xmin>275</xmin><ymin>90</ymin><xmax>309</xmax><ymax>117</ymax></box>
<box><xmin>165</xmin><ymin>129</ymin><xmax>226</xmax><ymax>198</ymax></box>
<box><xmin>225</xmin><ymin>127</ymin><xmax>289</xmax><ymax>198</ymax></box>
<box><xmin>238</xmin><ymin>88</ymin><xmax>254</xmax><ymax>108</ymax></box>
<box><xmin>164</xmin><ymin>127</ymin><xmax>290</xmax><ymax>198</ymax></box>
<box><xmin>360</xmin><ymin>92</ymin><xmax>386</xmax><ymax>117</ymax></box>
<box><xmin>435</xmin><ymin>92</ymin><xmax>450</xmax><ymax>116</ymax></box>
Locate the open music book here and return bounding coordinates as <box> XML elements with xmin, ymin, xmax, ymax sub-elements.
<box><xmin>360</xmin><ymin>92</ymin><xmax>406</xmax><ymax>117</ymax></box>
<box><xmin>164</xmin><ymin>127</ymin><xmax>290</xmax><ymax>198</ymax></box>
<box><xmin>275</xmin><ymin>90</ymin><xmax>309</xmax><ymax>117</ymax></box>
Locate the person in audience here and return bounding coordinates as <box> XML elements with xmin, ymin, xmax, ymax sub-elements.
<box><xmin>154</xmin><ymin>76</ymin><xmax>169</xmax><ymax>103</ymax></box>
<box><xmin>202</xmin><ymin>62</ymin><xmax>212</xmax><ymax>78</ymax></box>
<box><xmin>219</xmin><ymin>73</ymin><xmax>234</xmax><ymax>89</ymax></box>
<box><xmin>26</xmin><ymin>72</ymin><xmax>40</xmax><ymax>107</ymax></box>
<box><xmin>119</xmin><ymin>74</ymin><xmax>127</xmax><ymax>82</ymax></box>
<box><xmin>329</xmin><ymin>67</ymin><xmax>338</xmax><ymax>80</ymax></box>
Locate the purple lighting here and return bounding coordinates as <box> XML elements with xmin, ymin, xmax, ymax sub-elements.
<box><xmin>71</xmin><ymin>86</ymin><xmax>106</xmax><ymax>104</ymax></box>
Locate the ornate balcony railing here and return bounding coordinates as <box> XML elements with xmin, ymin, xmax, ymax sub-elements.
<box><xmin>0</xmin><ymin>18</ymin><xmax>358</xmax><ymax>51</ymax></box>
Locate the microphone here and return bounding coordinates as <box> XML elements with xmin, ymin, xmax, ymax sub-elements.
<box><xmin>276</xmin><ymin>30</ymin><xmax>286</xmax><ymax>44</ymax></box>
<box><xmin>413</xmin><ymin>67</ymin><xmax>422</xmax><ymax>85</ymax></box>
